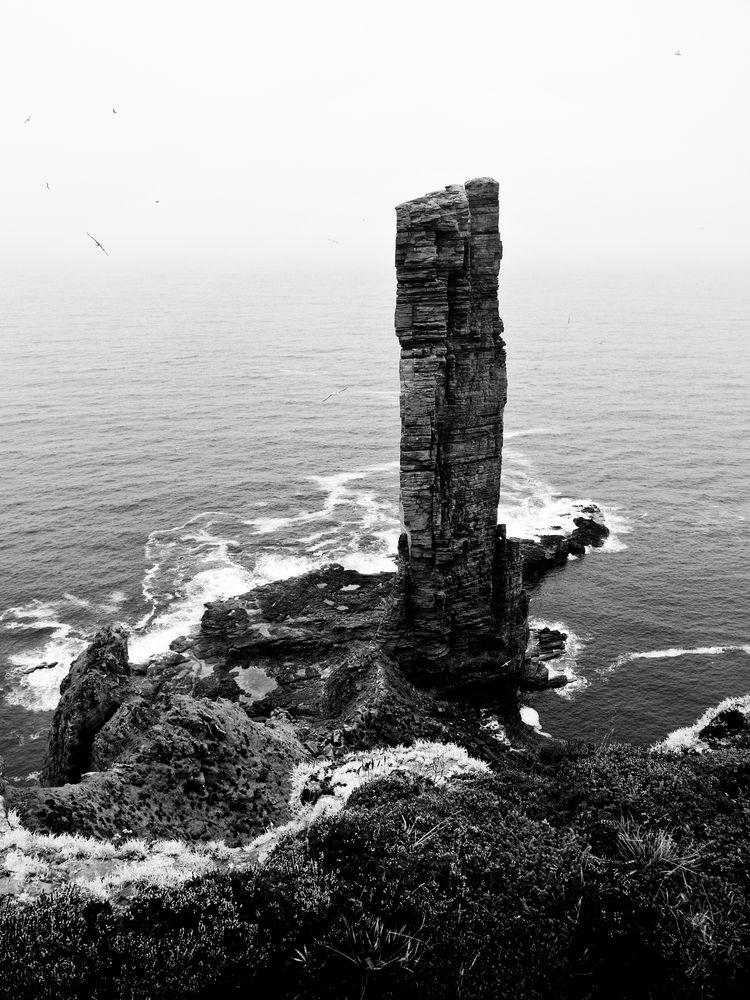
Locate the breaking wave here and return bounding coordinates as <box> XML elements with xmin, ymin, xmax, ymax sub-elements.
<box><xmin>1</xmin><ymin>445</ymin><xmax>626</xmax><ymax>714</ymax></box>
<box><xmin>499</xmin><ymin>455</ymin><xmax>631</xmax><ymax>551</ymax></box>
<box><xmin>656</xmin><ymin>693</ymin><xmax>750</xmax><ymax>752</ymax></box>
<box><xmin>604</xmin><ymin>644</ymin><xmax>750</xmax><ymax>676</ymax></box>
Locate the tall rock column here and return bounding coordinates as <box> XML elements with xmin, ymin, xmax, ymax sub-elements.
<box><xmin>394</xmin><ymin>178</ymin><xmax>525</xmax><ymax>676</ymax></box>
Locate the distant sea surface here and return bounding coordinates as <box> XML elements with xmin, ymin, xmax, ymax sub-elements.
<box><xmin>2</xmin><ymin>264</ymin><xmax>749</xmax><ymax>778</ymax></box>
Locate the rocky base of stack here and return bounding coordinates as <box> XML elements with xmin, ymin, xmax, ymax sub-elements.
<box><xmin>4</xmin><ymin>567</ymin><xmax>527</xmax><ymax>843</ymax></box>
<box><xmin>4</xmin><ymin>504</ymin><xmax>609</xmax><ymax>843</ymax></box>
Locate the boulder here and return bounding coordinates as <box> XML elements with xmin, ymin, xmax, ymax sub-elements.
<box><xmin>42</xmin><ymin>625</ymin><xmax>131</xmax><ymax>786</ymax></box>
<box><xmin>699</xmin><ymin>707</ymin><xmax>748</xmax><ymax>742</ymax></box>
<box><xmin>570</xmin><ymin>506</ymin><xmax>609</xmax><ymax>548</ymax></box>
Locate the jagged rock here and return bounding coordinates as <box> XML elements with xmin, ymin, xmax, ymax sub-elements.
<box><xmin>571</xmin><ymin>507</ymin><xmax>610</xmax><ymax>548</ymax></box>
<box><xmin>538</xmin><ymin>627</ymin><xmax>567</xmax><ymax>652</ymax></box>
<box><xmin>520</xmin><ymin>661</ymin><xmax>550</xmax><ymax>689</ymax></box>
<box><xmin>699</xmin><ymin>707</ymin><xmax>748</xmax><ymax>743</ymax></box>
<box><xmin>519</xmin><ymin>536</ymin><xmax>571</xmax><ymax>585</ymax></box>
<box><xmin>392</xmin><ymin>178</ymin><xmax>527</xmax><ymax>678</ymax></box>
<box><xmin>9</xmin><ymin>696</ymin><xmax>305</xmax><ymax>845</ymax></box>
<box><xmin>520</xmin><ymin>504</ymin><xmax>609</xmax><ymax>587</ymax></box>
<box><xmin>520</xmin><ymin>628</ymin><xmax>570</xmax><ymax>690</ymax></box>
<box><xmin>42</xmin><ymin>625</ymin><xmax>131</xmax><ymax>786</ymax></box>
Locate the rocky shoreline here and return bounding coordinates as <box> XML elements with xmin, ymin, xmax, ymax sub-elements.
<box><xmin>0</xmin><ymin>503</ymin><xmax>609</xmax><ymax>847</ymax></box>
<box><xmin>1</xmin><ymin>178</ymin><xmax>613</xmax><ymax>868</ymax></box>
<box><xmin>1</xmin><ymin>179</ymin><xmax>749</xmax><ymax>1000</ymax></box>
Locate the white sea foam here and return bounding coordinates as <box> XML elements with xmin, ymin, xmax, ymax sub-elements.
<box><xmin>1</xmin><ymin>599</ymin><xmax>88</xmax><ymax>710</ymax></box>
<box><xmin>605</xmin><ymin>644</ymin><xmax>750</xmax><ymax>676</ymax></box>
<box><xmin>500</xmin><ymin>487</ymin><xmax>632</xmax><ymax>553</ymax></box>
<box><xmin>297</xmin><ymin>530</ymin><xmax>329</xmax><ymax>544</ymax></box>
<box><xmin>245</xmin><ymin>464</ymin><xmax>397</xmax><ymax>538</ymax></box>
<box><xmin>4</xmin><ymin>629</ymin><xmax>87</xmax><ymax>713</ymax></box>
<box><xmin>504</xmin><ymin>426</ymin><xmax>559</xmax><ymax>440</ymax></box>
<box><xmin>519</xmin><ymin>705</ymin><xmax>551</xmax><ymax>737</ymax></box>
<box><xmin>63</xmin><ymin>593</ymin><xmax>92</xmax><ymax>609</ymax></box>
<box><xmin>100</xmin><ymin>590</ymin><xmax>128</xmax><ymax>613</ymax></box>
<box><xmin>129</xmin><ymin>562</ymin><xmax>257</xmax><ymax>664</ymax></box>
<box><xmin>655</xmin><ymin>694</ymin><xmax>750</xmax><ymax>752</ymax></box>
<box><xmin>338</xmin><ymin>551</ymin><xmax>397</xmax><ymax>574</ymax></box>
<box><xmin>529</xmin><ymin>617</ymin><xmax>590</xmax><ymax>699</ymax></box>
<box><xmin>480</xmin><ymin>714</ymin><xmax>511</xmax><ymax>745</ymax></box>
<box><xmin>1</xmin><ymin>600</ymin><xmax>62</xmax><ymax>629</ymax></box>
<box><xmin>498</xmin><ymin>445</ymin><xmax>632</xmax><ymax>552</ymax></box>
<box><xmin>251</xmin><ymin>553</ymin><xmax>318</xmax><ymax>585</ymax></box>
<box><xmin>590</xmin><ymin>505</ymin><xmax>632</xmax><ymax>553</ymax></box>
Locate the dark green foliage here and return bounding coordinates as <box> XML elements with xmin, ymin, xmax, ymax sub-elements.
<box><xmin>1</xmin><ymin>744</ymin><xmax>749</xmax><ymax>999</ymax></box>
<box><xmin>0</xmin><ymin>877</ymin><xmax>263</xmax><ymax>999</ymax></box>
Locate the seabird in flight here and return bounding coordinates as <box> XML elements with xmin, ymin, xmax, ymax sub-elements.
<box><xmin>674</xmin><ymin>49</ymin><xmax>682</xmax><ymax>56</ymax></box>
<box><xmin>24</xmin><ymin>116</ymin><xmax>31</xmax><ymax>124</ymax></box>
<box><xmin>86</xmin><ymin>232</ymin><xmax>109</xmax><ymax>256</ymax></box>
<box><xmin>327</xmin><ymin>238</ymin><xmax>340</xmax><ymax>244</ymax></box>
<box><xmin>322</xmin><ymin>386</ymin><xmax>350</xmax><ymax>403</ymax></box>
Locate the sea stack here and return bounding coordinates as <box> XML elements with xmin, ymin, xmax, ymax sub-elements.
<box><xmin>392</xmin><ymin>178</ymin><xmax>527</xmax><ymax>682</ymax></box>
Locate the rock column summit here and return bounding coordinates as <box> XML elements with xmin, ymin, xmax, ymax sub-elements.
<box><xmin>393</xmin><ymin>178</ymin><xmax>527</xmax><ymax>679</ymax></box>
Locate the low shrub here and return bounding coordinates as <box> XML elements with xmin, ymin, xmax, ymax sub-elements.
<box><xmin>1</xmin><ymin>744</ymin><xmax>749</xmax><ymax>999</ymax></box>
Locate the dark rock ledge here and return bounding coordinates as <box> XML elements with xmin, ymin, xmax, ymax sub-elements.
<box><xmin>519</xmin><ymin>504</ymin><xmax>610</xmax><ymax>587</ymax></box>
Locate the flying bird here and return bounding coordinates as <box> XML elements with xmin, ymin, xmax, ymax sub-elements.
<box><xmin>327</xmin><ymin>238</ymin><xmax>340</xmax><ymax>244</ymax></box>
<box><xmin>322</xmin><ymin>386</ymin><xmax>350</xmax><ymax>403</ymax></box>
<box><xmin>46</xmin><ymin>182</ymin><xmax>50</xmax><ymax>190</ymax></box>
<box><xmin>24</xmin><ymin>116</ymin><xmax>31</xmax><ymax>124</ymax></box>
<box><xmin>112</xmin><ymin>108</ymin><xmax>117</xmax><ymax>114</ymax></box>
<box><xmin>86</xmin><ymin>232</ymin><xmax>109</xmax><ymax>256</ymax></box>
<box><xmin>674</xmin><ymin>49</ymin><xmax>682</xmax><ymax>56</ymax></box>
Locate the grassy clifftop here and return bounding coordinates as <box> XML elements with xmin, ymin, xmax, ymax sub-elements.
<box><xmin>2</xmin><ymin>735</ymin><xmax>749</xmax><ymax>999</ymax></box>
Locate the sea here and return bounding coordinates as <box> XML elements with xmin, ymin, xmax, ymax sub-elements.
<box><xmin>2</xmin><ymin>264</ymin><xmax>749</xmax><ymax>780</ymax></box>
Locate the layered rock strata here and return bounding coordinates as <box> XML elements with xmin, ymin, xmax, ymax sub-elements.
<box><xmin>393</xmin><ymin>178</ymin><xmax>526</xmax><ymax>677</ymax></box>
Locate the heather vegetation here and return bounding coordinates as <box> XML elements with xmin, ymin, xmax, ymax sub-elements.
<box><xmin>1</xmin><ymin>740</ymin><xmax>749</xmax><ymax>1000</ymax></box>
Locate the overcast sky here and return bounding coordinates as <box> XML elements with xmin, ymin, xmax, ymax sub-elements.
<box><xmin>2</xmin><ymin>0</ymin><xmax>749</xmax><ymax>275</ymax></box>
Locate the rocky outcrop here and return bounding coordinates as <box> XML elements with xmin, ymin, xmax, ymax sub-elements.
<box><xmin>42</xmin><ymin>625</ymin><xmax>131</xmax><ymax>786</ymax></box>
<box><xmin>699</xmin><ymin>706</ymin><xmax>750</xmax><ymax>746</ymax></box>
<box><xmin>520</xmin><ymin>628</ymin><xmax>570</xmax><ymax>690</ymax></box>
<box><xmin>520</xmin><ymin>504</ymin><xmax>610</xmax><ymax>587</ymax></box>
<box><xmin>11</xmin><ymin>697</ymin><xmax>305</xmax><ymax>844</ymax></box>
<box><xmin>571</xmin><ymin>506</ymin><xmax>610</xmax><ymax>548</ymax></box>
<box><xmin>393</xmin><ymin>178</ymin><xmax>526</xmax><ymax>679</ymax></box>
<box><xmin>8</xmin><ymin>564</ymin><xmax>523</xmax><ymax>841</ymax></box>
<box><xmin>3</xmin><ymin>178</ymin><xmax>621</xmax><ymax>859</ymax></box>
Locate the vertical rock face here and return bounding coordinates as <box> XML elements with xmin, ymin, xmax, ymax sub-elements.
<box><xmin>42</xmin><ymin>625</ymin><xmax>131</xmax><ymax>786</ymax></box>
<box><xmin>394</xmin><ymin>178</ymin><xmax>527</xmax><ymax>676</ymax></box>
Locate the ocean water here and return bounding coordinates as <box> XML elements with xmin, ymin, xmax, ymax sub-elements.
<box><xmin>1</xmin><ymin>264</ymin><xmax>748</xmax><ymax>778</ymax></box>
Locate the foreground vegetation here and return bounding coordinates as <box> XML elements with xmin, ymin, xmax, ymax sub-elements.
<box><xmin>2</xmin><ymin>740</ymin><xmax>749</xmax><ymax>999</ymax></box>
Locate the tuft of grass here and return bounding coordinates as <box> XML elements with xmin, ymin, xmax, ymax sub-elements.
<box><xmin>615</xmin><ymin>818</ymin><xmax>706</xmax><ymax>880</ymax></box>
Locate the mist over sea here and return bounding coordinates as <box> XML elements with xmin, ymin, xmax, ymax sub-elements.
<box><xmin>2</xmin><ymin>265</ymin><xmax>749</xmax><ymax>778</ymax></box>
